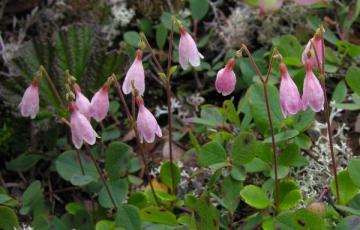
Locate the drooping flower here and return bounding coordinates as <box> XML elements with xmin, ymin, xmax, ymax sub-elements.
<box><xmin>136</xmin><ymin>96</ymin><xmax>162</xmax><ymax>143</ymax></box>
<box><xmin>302</xmin><ymin>60</ymin><xmax>324</xmax><ymax>112</ymax></box>
<box><xmin>302</xmin><ymin>34</ymin><xmax>323</xmax><ymax>69</ymax></box>
<box><xmin>19</xmin><ymin>79</ymin><xmax>40</xmax><ymax>119</ymax></box>
<box><xmin>279</xmin><ymin>63</ymin><xmax>302</xmax><ymax>117</ymax></box>
<box><xmin>179</xmin><ymin>26</ymin><xmax>204</xmax><ymax>70</ymax></box>
<box><xmin>259</xmin><ymin>0</ymin><xmax>283</xmax><ymax>15</ymax></box>
<box><xmin>74</xmin><ymin>84</ymin><xmax>92</xmax><ymax>119</ymax></box>
<box><xmin>70</xmin><ymin>102</ymin><xmax>98</xmax><ymax>149</ymax></box>
<box><xmin>91</xmin><ymin>84</ymin><xmax>109</xmax><ymax>122</ymax></box>
<box><xmin>215</xmin><ymin>58</ymin><xmax>237</xmax><ymax>96</ymax></box>
<box><xmin>122</xmin><ymin>49</ymin><xmax>145</xmax><ymax>95</ymax></box>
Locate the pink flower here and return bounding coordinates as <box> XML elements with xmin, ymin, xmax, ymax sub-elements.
<box><xmin>122</xmin><ymin>49</ymin><xmax>145</xmax><ymax>95</ymax></box>
<box><xmin>70</xmin><ymin>102</ymin><xmax>98</xmax><ymax>149</ymax></box>
<box><xmin>19</xmin><ymin>80</ymin><xmax>40</xmax><ymax>119</ymax></box>
<box><xmin>90</xmin><ymin>85</ymin><xmax>109</xmax><ymax>122</ymax></box>
<box><xmin>74</xmin><ymin>84</ymin><xmax>92</xmax><ymax>119</ymax></box>
<box><xmin>179</xmin><ymin>26</ymin><xmax>204</xmax><ymax>70</ymax></box>
<box><xmin>136</xmin><ymin>96</ymin><xmax>162</xmax><ymax>143</ymax></box>
<box><xmin>259</xmin><ymin>0</ymin><xmax>283</xmax><ymax>15</ymax></box>
<box><xmin>215</xmin><ymin>58</ymin><xmax>237</xmax><ymax>96</ymax></box>
<box><xmin>279</xmin><ymin>63</ymin><xmax>302</xmax><ymax>117</ymax></box>
<box><xmin>302</xmin><ymin>60</ymin><xmax>324</xmax><ymax>112</ymax></box>
<box><xmin>302</xmin><ymin>34</ymin><xmax>323</xmax><ymax>69</ymax></box>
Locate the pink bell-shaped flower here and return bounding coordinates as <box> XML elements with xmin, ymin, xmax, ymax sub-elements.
<box><xmin>90</xmin><ymin>84</ymin><xmax>109</xmax><ymax>122</ymax></box>
<box><xmin>74</xmin><ymin>84</ymin><xmax>92</xmax><ymax>119</ymax></box>
<box><xmin>179</xmin><ymin>26</ymin><xmax>204</xmax><ymax>70</ymax></box>
<box><xmin>279</xmin><ymin>63</ymin><xmax>302</xmax><ymax>117</ymax></box>
<box><xmin>259</xmin><ymin>0</ymin><xmax>283</xmax><ymax>15</ymax></box>
<box><xmin>302</xmin><ymin>60</ymin><xmax>324</xmax><ymax>112</ymax></box>
<box><xmin>215</xmin><ymin>58</ymin><xmax>237</xmax><ymax>96</ymax></box>
<box><xmin>69</xmin><ymin>102</ymin><xmax>98</xmax><ymax>149</ymax></box>
<box><xmin>302</xmin><ymin>34</ymin><xmax>323</xmax><ymax>69</ymax></box>
<box><xmin>122</xmin><ymin>49</ymin><xmax>145</xmax><ymax>95</ymax></box>
<box><xmin>136</xmin><ymin>96</ymin><xmax>162</xmax><ymax>143</ymax></box>
<box><xmin>19</xmin><ymin>79</ymin><xmax>40</xmax><ymax>119</ymax></box>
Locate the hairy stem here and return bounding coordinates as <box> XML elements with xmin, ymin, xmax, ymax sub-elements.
<box><xmin>113</xmin><ymin>79</ymin><xmax>161</xmax><ymax>206</ymax></box>
<box><xmin>311</xmin><ymin>34</ymin><xmax>340</xmax><ymax>204</ymax></box>
<box><xmin>39</xmin><ymin>65</ymin><xmax>66</xmax><ymax>111</ymax></box>
<box><xmin>240</xmin><ymin>44</ymin><xmax>279</xmax><ymax>212</ymax></box>
<box><xmin>84</xmin><ymin>144</ymin><xmax>118</xmax><ymax>210</ymax></box>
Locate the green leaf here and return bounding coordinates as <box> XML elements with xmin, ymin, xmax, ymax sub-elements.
<box><xmin>221</xmin><ymin>175</ymin><xmax>242</xmax><ymax>212</ymax></box>
<box><xmin>101</xmin><ymin>126</ymin><xmax>121</xmax><ymax>142</ymax></box>
<box><xmin>123</xmin><ymin>31</ymin><xmax>141</xmax><ymax>47</ymax></box>
<box><xmin>332</xmin><ymin>80</ymin><xmax>347</xmax><ymax>103</ymax></box>
<box><xmin>331</xmin><ymin>170</ymin><xmax>359</xmax><ymax>205</ymax></box>
<box><xmin>95</xmin><ymin>220</ymin><xmax>116</xmax><ymax>230</ymax></box>
<box><xmin>192</xmin><ymin>195</ymin><xmax>219</xmax><ymax>230</ymax></box>
<box><xmin>348</xmin><ymin>159</ymin><xmax>360</xmax><ymax>187</ymax></box>
<box><xmin>55</xmin><ymin>150</ymin><xmax>98</xmax><ymax>183</ymax></box>
<box><xmin>240</xmin><ymin>185</ymin><xmax>271</xmax><ymax>209</ymax></box>
<box><xmin>140</xmin><ymin>207</ymin><xmax>177</xmax><ymax>226</ymax></box>
<box><xmin>335</xmin><ymin>205</ymin><xmax>360</xmax><ymax>216</ymax></box>
<box><xmin>156</xmin><ymin>24</ymin><xmax>168</xmax><ymax>50</ymax></box>
<box><xmin>65</xmin><ymin>202</ymin><xmax>86</xmax><ymax>215</ymax></box>
<box><xmin>272</xmin><ymin>35</ymin><xmax>302</xmax><ymax>58</ymax></box>
<box><xmin>244</xmin><ymin>158</ymin><xmax>270</xmax><ymax>173</ymax></box>
<box><xmin>139</xmin><ymin>18</ymin><xmax>153</xmax><ymax>37</ymax></box>
<box><xmin>263</xmin><ymin>130</ymin><xmax>299</xmax><ymax>144</ymax></box>
<box><xmin>223</xmin><ymin>100</ymin><xmax>240</xmax><ymax>128</ymax></box>
<box><xmin>231</xmin><ymin>132</ymin><xmax>257</xmax><ymax>165</ymax></box>
<box><xmin>199</xmin><ymin>141</ymin><xmax>227</xmax><ymax>166</ymax></box>
<box><xmin>345</xmin><ymin>66</ymin><xmax>360</xmax><ymax>96</ymax></box>
<box><xmin>278</xmin><ymin>179</ymin><xmax>302</xmax><ymax>211</ymax></box>
<box><xmin>105</xmin><ymin>142</ymin><xmax>132</xmax><ymax>180</ymax></box>
<box><xmin>70</xmin><ymin>175</ymin><xmax>94</xmax><ymax>186</ymax></box>
<box><xmin>98</xmin><ymin>179</ymin><xmax>128</xmax><ymax>209</ymax></box>
<box><xmin>291</xmin><ymin>208</ymin><xmax>325</xmax><ymax>230</ymax></box>
<box><xmin>115</xmin><ymin>205</ymin><xmax>141</xmax><ymax>230</ymax></box>
<box><xmin>0</xmin><ymin>194</ymin><xmax>12</xmax><ymax>204</ymax></box>
<box><xmin>337</xmin><ymin>40</ymin><xmax>360</xmax><ymax>58</ymax></box>
<box><xmin>0</xmin><ymin>206</ymin><xmax>20</xmax><ymax>230</ymax></box>
<box><xmin>278</xmin><ymin>143</ymin><xmax>308</xmax><ymax>167</ymax></box>
<box><xmin>189</xmin><ymin>0</ymin><xmax>209</xmax><ymax>20</ymax></box>
<box><xmin>248</xmin><ymin>83</ymin><xmax>283</xmax><ymax>134</ymax></box>
<box><xmin>293</xmin><ymin>110</ymin><xmax>315</xmax><ymax>132</ymax></box>
<box><xmin>21</xmin><ymin>181</ymin><xmax>47</xmax><ymax>216</ymax></box>
<box><xmin>6</xmin><ymin>152</ymin><xmax>42</xmax><ymax>172</ymax></box>
<box><xmin>55</xmin><ymin>25</ymin><xmax>94</xmax><ymax>80</ymax></box>
<box><xmin>336</xmin><ymin>216</ymin><xmax>360</xmax><ymax>230</ymax></box>
<box><xmin>128</xmin><ymin>192</ymin><xmax>147</xmax><ymax>209</ymax></box>
<box><xmin>160</xmin><ymin>161</ymin><xmax>180</xmax><ymax>192</ymax></box>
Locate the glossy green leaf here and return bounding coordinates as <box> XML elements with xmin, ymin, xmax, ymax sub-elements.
<box><xmin>156</xmin><ymin>24</ymin><xmax>168</xmax><ymax>50</ymax></box>
<box><xmin>331</xmin><ymin>170</ymin><xmax>359</xmax><ymax>205</ymax></box>
<box><xmin>0</xmin><ymin>206</ymin><xmax>20</xmax><ymax>230</ymax></box>
<box><xmin>98</xmin><ymin>179</ymin><xmax>128</xmax><ymax>209</ymax></box>
<box><xmin>105</xmin><ymin>142</ymin><xmax>132</xmax><ymax>180</ymax></box>
<box><xmin>128</xmin><ymin>192</ymin><xmax>147</xmax><ymax>209</ymax></box>
<box><xmin>291</xmin><ymin>208</ymin><xmax>325</xmax><ymax>230</ymax></box>
<box><xmin>263</xmin><ymin>130</ymin><xmax>299</xmax><ymax>144</ymax></box>
<box><xmin>95</xmin><ymin>220</ymin><xmax>116</xmax><ymax>230</ymax></box>
<box><xmin>223</xmin><ymin>99</ymin><xmax>240</xmax><ymax>128</ymax></box>
<box><xmin>199</xmin><ymin>141</ymin><xmax>227</xmax><ymax>166</ymax></box>
<box><xmin>240</xmin><ymin>185</ymin><xmax>271</xmax><ymax>209</ymax></box>
<box><xmin>189</xmin><ymin>0</ymin><xmax>209</xmax><ymax>20</ymax></box>
<box><xmin>231</xmin><ymin>132</ymin><xmax>257</xmax><ymax>165</ymax></box>
<box><xmin>192</xmin><ymin>195</ymin><xmax>219</xmax><ymax>230</ymax></box>
<box><xmin>278</xmin><ymin>179</ymin><xmax>302</xmax><ymax>211</ymax></box>
<box><xmin>115</xmin><ymin>205</ymin><xmax>141</xmax><ymax>230</ymax></box>
<box><xmin>140</xmin><ymin>207</ymin><xmax>177</xmax><ymax>226</ymax></box>
<box><xmin>278</xmin><ymin>143</ymin><xmax>308</xmax><ymax>167</ymax></box>
<box><xmin>160</xmin><ymin>161</ymin><xmax>180</xmax><ymax>192</ymax></box>
<box><xmin>221</xmin><ymin>175</ymin><xmax>242</xmax><ymax>212</ymax></box>
<box><xmin>123</xmin><ymin>31</ymin><xmax>141</xmax><ymax>47</ymax></box>
<box><xmin>332</xmin><ymin>80</ymin><xmax>347</xmax><ymax>103</ymax></box>
<box><xmin>348</xmin><ymin>159</ymin><xmax>360</xmax><ymax>187</ymax></box>
<box><xmin>345</xmin><ymin>66</ymin><xmax>360</xmax><ymax>96</ymax></box>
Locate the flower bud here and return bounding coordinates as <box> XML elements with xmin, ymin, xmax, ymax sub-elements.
<box><xmin>74</xmin><ymin>84</ymin><xmax>92</xmax><ymax>119</ymax></box>
<box><xmin>302</xmin><ymin>34</ymin><xmax>323</xmax><ymax>70</ymax></box>
<box><xmin>19</xmin><ymin>80</ymin><xmax>40</xmax><ymax>119</ymax></box>
<box><xmin>136</xmin><ymin>96</ymin><xmax>162</xmax><ymax>143</ymax></box>
<box><xmin>123</xmin><ymin>49</ymin><xmax>145</xmax><ymax>95</ymax></box>
<box><xmin>215</xmin><ymin>58</ymin><xmax>237</xmax><ymax>96</ymax></box>
<box><xmin>91</xmin><ymin>84</ymin><xmax>109</xmax><ymax>122</ymax></box>
<box><xmin>302</xmin><ymin>60</ymin><xmax>324</xmax><ymax>112</ymax></box>
<box><xmin>306</xmin><ymin>201</ymin><xmax>326</xmax><ymax>217</ymax></box>
<box><xmin>179</xmin><ymin>26</ymin><xmax>204</xmax><ymax>70</ymax></box>
<box><xmin>259</xmin><ymin>0</ymin><xmax>283</xmax><ymax>15</ymax></box>
<box><xmin>279</xmin><ymin>63</ymin><xmax>302</xmax><ymax>117</ymax></box>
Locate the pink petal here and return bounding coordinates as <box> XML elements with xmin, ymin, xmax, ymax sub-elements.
<box><xmin>90</xmin><ymin>86</ymin><xmax>109</xmax><ymax>122</ymax></box>
<box><xmin>259</xmin><ymin>0</ymin><xmax>283</xmax><ymax>14</ymax></box>
<box><xmin>302</xmin><ymin>64</ymin><xmax>324</xmax><ymax>112</ymax></box>
<box><xmin>136</xmin><ymin>104</ymin><xmax>161</xmax><ymax>144</ymax></box>
<box><xmin>19</xmin><ymin>82</ymin><xmax>40</xmax><ymax>119</ymax></box>
<box><xmin>123</xmin><ymin>50</ymin><xmax>145</xmax><ymax>95</ymax></box>
<box><xmin>179</xmin><ymin>29</ymin><xmax>203</xmax><ymax>70</ymax></box>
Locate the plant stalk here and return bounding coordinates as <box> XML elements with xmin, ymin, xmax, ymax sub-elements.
<box><xmin>113</xmin><ymin>79</ymin><xmax>161</xmax><ymax>207</ymax></box>
<box><xmin>84</xmin><ymin>144</ymin><xmax>118</xmax><ymax>209</ymax></box>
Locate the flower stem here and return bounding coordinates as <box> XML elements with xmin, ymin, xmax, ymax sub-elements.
<box><xmin>240</xmin><ymin>44</ymin><xmax>280</xmax><ymax>212</ymax></box>
<box><xmin>311</xmin><ymin>33</ymin><xmax>340</xmax><ymax>204</ymax></box>
<box><xmin>84</xmin><ymin>144</ymin><xmax>118</xmax><ymax>210</ymax></box>
<box><xmin>39</xmin><ymin>65</ymin><xmax>66</xmax><ymax>111</ymax></box>
<box><xmin>113</xmin><ymin>79</ymin><xmax>161</xmax><ymax>207</ymax></box>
